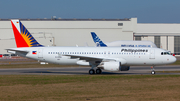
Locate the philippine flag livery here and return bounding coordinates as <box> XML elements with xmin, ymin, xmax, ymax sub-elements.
<box><xmin>11</xmin><ymin>19</ymin><xmax>43</xmax><ymax>48</ymax></box>
<box><xmin>32</xmin><ymin>51</ymin><xmax>37</xmax><ymax>54</ymax></box>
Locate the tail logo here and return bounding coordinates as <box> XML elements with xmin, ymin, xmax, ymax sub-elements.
<box><xmin>11</xmin><ymin>20</ymin><xmax>43</xmax><ymax>48</ymax></box>
<box><xmin>91</xmin><ymin>32</ymin><xmax>107</xmax><ymax>47</ymax></box>
<box><xmin>19</xmin><ymin>22</ymin><xmax>42</xmax><ymax>47</ymax></box>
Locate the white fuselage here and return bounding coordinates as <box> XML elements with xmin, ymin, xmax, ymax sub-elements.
<box><xmin>10</xmin><ymin>47</ymin><xmax>176</xmax><ymax>66</ymax></box>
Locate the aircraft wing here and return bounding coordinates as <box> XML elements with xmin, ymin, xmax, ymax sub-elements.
<box><xmin>64</xmin><ymin>54</ymin><xmax>127</xmax><ymax>65</ymax></box>
<box><xmin>65</xmin><ymin>54</ymin><xmax>105</xmax><ymax>61</ymax></box>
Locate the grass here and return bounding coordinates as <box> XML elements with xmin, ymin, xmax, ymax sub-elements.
<box><xmin>0</xmin><ymin>58</ymin><xmax>180</xmax><ymax>100</ymax></box>
<box><xmin>0</xmin><ymin>75</ymin><xmax>180</xmax><ymax>101</ymax></box>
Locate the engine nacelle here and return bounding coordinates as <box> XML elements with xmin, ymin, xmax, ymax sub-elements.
<box><xmin>102</xmin><ymin>62</ymin><xmax>130</xmax><ymax>71</ymax></box>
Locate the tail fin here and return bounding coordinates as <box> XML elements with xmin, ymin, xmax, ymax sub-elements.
<box><xmin>11</xmin><ymin>19</ymin><xmax>43</xmax><ymax>48</ymax></box>
<box><xmin>91</xmin><ymin>32</ymin><xmax>107</xmax><ymax>47</ymax></box>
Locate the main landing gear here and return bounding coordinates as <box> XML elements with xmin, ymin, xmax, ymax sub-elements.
<box><xmin>89</xmin><ymin>68</ymin><xmax>102</xmax><ymax>75</ymax></box>
<box><xmin>151</xmin><ymin>66</ymin><xmax>155</xmax><ymax>75</ymax></box>
<box><xmin>89</xmin><ymin>62</ymin><xmax>102</xmax><ymax>75</ymax></box>
<box><xmin>89</xmin><ymin>69</ymin><xmax>95</xmax><ymax>74</ymax></box>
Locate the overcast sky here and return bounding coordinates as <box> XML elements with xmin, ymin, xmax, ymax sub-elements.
<box><xmin>1</xmin><ymin>0</ymin><xmax>180</xmax><ymax>23</ymax></box>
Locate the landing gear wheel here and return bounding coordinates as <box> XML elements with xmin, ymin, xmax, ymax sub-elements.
<box><xmin>151</xmin><ymin>66</ymin><xmax>155</xmax><ymax>75</ymax></box>
<box><xmin>151</xmin><ymin>71</ymin><xmax>155</xmax><ymax>75</ymax></box>
<box><xmin>89</xmin><ymin>69</ymin><xmax>95</xmax><ymax>75</ymax></box>
<box><xmin>96</xmin><ymin>69</ymin><xmax>102</xmax><ymax>74</ymax></box>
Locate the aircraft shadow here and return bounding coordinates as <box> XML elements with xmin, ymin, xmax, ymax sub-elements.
<box><xmin>22</xmin><ymin>71</ymin><xmax>137</xmax><ymax>75</ymax></box>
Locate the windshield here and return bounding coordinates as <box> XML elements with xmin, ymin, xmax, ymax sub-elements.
<box><xmin>161</xmin><ymin>52</ymin><xmax>171</xmax><ymax>55</ymax></box>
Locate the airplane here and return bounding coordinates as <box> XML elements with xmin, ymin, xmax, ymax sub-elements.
<box><xmin>7</xmin><ymin>19</ymin><xmax>176</xmax><ymax>75</ymax></box>
<box><xmin>91</xmin><ymin>32</ymin><xmax>157</xmax><ymax>48</ymax></box>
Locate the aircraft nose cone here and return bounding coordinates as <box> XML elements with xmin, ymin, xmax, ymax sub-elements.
<box><xmin>170</xmin><ymin>56</ymin><xmax>177</xmax><ymax>63</ymax></box>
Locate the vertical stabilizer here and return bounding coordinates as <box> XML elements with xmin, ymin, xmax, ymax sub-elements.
<box><xmin>91</xmin><ymin>32</ymin><xmax>107</xmax><ymax>47</ymax></box>
<box><xmin>11</xmin><ymin>19</ymin><xmax>43</xmax><ymax>48</ymax></box>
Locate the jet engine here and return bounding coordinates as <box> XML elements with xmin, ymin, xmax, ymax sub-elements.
<box><xmin>101</xmin><ymin>62</ymin><xmax>130</xmax><ymax>71</ymax></box>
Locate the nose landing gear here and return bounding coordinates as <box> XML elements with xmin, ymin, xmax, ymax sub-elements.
<box><xmin>151</xmin><ymin>66</ymin><xmax>155</xmax><ymax>75</ymax></box>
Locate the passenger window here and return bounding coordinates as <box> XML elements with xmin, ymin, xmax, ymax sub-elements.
<box><xmin>161</xmin><ymin>52</ymin><xmax>163</xmax><ymax>55</ymax></box>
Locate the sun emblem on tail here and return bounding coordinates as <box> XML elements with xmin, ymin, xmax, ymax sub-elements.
<box><xmin>20</xmin><ymin>24</ymin><xmax>38</xmax><ymax>47</ymax></box>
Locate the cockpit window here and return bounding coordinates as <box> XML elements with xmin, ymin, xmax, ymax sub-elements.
<box><xmin>161</xmin><ymin>52</ymin><xmax>171</xmax><ymax>55</ymax></box>
<box><xmin>161</xmin><ymin>52</ymin><xmax>163</xmax><ymax>55</ymax></box>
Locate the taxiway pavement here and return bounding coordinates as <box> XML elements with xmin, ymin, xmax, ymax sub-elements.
<box><xmin>0</xmin><ymin>65</ymin><xmax>180</xmax><ymax>75</ymax></box>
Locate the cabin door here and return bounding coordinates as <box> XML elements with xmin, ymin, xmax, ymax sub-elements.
<box><xmin>149</xmin><ymin>49</ymin><xmax>155</xmax><ymax>59</ymax></box>
<box><xmin>38</xmin><ymin>49</ymin><xmax>43</xmax><ymax>58</ymax></box>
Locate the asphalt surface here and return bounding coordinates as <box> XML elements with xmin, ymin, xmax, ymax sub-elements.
<box><xmin>0</xmin><ymin>65</ymin><xmax>180</xmax><ymax>75</ymax></box>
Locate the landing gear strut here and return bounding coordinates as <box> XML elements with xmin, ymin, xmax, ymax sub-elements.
<box><xmin>89</xmin><ymin>62</ymin><xmax>102</xmax><ymax>75</ymax></box>
<box><xmin>151</xmin><ymin>66</ymin><xmax>155</xmax><ymax>75</ymax></box>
